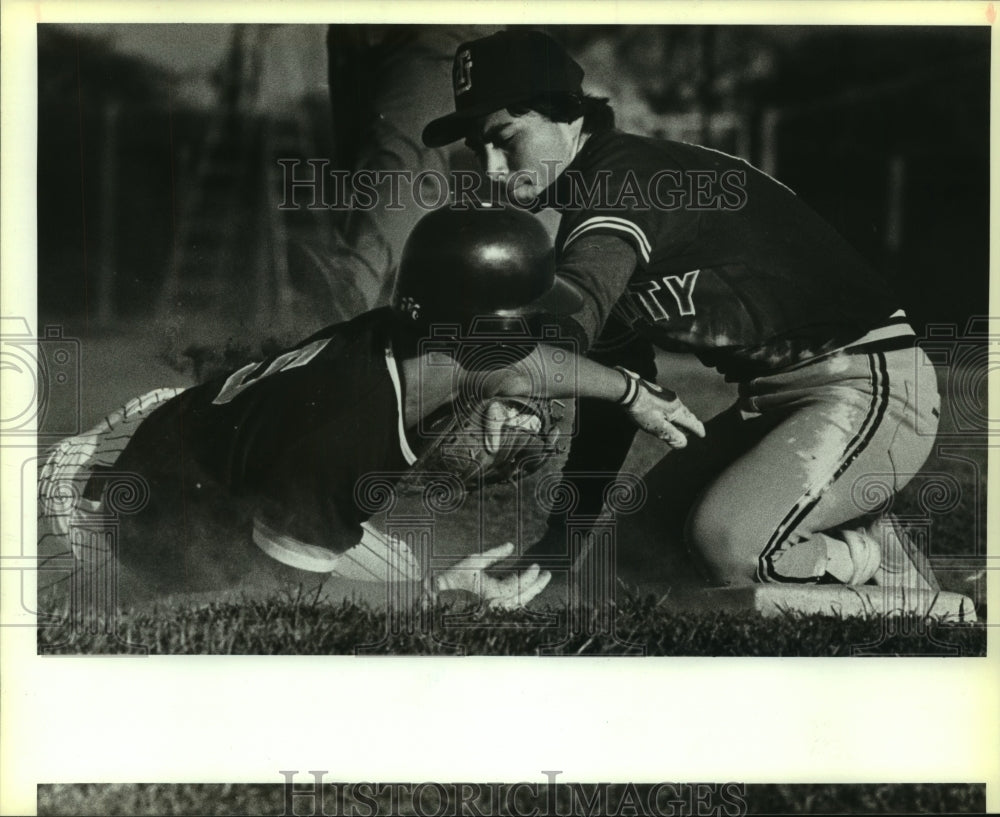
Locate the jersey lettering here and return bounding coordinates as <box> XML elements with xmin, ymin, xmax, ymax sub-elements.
<box><xmin>633</xmin><ymin>280</ymin><xmax>670</xmax><ymax>322</ymax></box>
<box><xmin>612</xmin><ymin>294</ymin><xmax>644</xmax><ymax>327</ymax></box>
<box><xmin>629</xmin><ymin>270</ymin><xmax>700</xmax><ymax>323</ymax></box>
<box><xmin>661</xmin><ymin>270</ymin><xmax>699</xmax><ymax>316</ymax></box>
<box><xmin>211</xmin><ymin>338</ymin><xmax>332</xmax><ymax>405</ymax></box>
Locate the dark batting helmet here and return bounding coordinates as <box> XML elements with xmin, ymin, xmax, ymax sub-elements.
<box><xmin>391</xmin><ymin>205</ymin><xmax>583</xmax><ymax>336</ymax></box>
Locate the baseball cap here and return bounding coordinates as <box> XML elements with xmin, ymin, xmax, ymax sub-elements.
<box><xmin>422</xmin><ymin>30</ymin><xmax>584</xmax><ymax>148</ymax></box>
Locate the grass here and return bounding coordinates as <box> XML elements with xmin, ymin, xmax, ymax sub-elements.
<box><xmin>36</xmin><ymin>782</ymin><xmax>987</xmax><ymax>816</ymax></box>
<box><xmin>37</xmin><ymin>343</ymin><xmax>988</xmax><ymax>658</ymax></box>
<box><xmin>37</xmin><ymin>589</ymin><xmax>985</xmax><ymax>656</ymax></box>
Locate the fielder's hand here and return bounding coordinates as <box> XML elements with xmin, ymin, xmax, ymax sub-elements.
<box><xmin>616</xmin><ymin>367</ymin><xmax>706</xmax><ymax>448</ymax></box>
<box><xmin>433</xmin><ymin>542</ymin><xmax>551</xmax><ymax>609</ymax></box>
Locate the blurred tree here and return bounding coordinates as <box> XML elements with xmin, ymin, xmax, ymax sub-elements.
<box><xmin>769</xmin><ymin>27</ymin><xmax>989</xmax><ymax>331</ymax></box>
<box><xmin>37</xmin><ymin>25</ymin><xmax>184</xmax><ymax>321</ymax></box>
<box><xmin>38</xmin><ymin>26</ymin><xmax>182</xmax><ymax>325</ymax></box>
<box><xmin>38</xmin><ymin>25</ymin><xmax>173</xmax><ymax>105</ymax></box>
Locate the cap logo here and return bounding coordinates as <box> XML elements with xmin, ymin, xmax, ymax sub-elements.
<box><xmin>453</xmin><ymin>49</ymin><xmax>473</xmax><ymax>96</ymax></box>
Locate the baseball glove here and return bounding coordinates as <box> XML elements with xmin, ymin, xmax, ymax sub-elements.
<box><xmin>401</xmin><ymin>396</ymin><xmax>565</xmax><ymax>491</ymax></box>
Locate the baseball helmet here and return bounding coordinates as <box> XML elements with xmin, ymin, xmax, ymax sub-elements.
<box><xmin>391</xmin><ymin>205</ymin><xmax>583</xmax><ymax>335</ymax></box>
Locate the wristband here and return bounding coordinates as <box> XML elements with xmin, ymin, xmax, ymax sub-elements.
<box><xmin>614</xmin><ymin>366</ymin><xmax>642</xmax><ymax>407</ymax></box>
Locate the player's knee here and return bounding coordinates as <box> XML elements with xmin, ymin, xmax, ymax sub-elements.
<box><xmin>684</xmin><ymin>507</ymin><xmax>756</xmax><ymax>586</ymax></box>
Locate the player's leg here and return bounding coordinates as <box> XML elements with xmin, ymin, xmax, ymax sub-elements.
<box><xmin>111</xmin><ymin>466</ymin><xmax>428</xmax><ymax>611</ymax></box>
<box><xmin>812</xmin><ymin>348</ymin><xmax>940</xmax><ymax>588</ymax></box>
<box><xmin>37</xmin><ymin>388</ymin><xmax>188</xmax><ymax>617</ymax></box>
<box><xmin>685</xmin><ymin>347</ymin><xmax>939</xmax><ymax>586</ymax></box>
<box><xmin>111</xmin><ymin>527</ymin><xmax>413</xmax><ymax>615</ymax></box>
<box><xmin>607</xmin><ymin>400</ymin><xmax>786</xmax><ymax>587</ymax></box>
<box><xmin>38</xmin><ymin>388</ymin><xmax>187</xmax><ymax>543</ymax></box>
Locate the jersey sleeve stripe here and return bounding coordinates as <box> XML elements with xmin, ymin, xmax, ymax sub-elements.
<box><xmin>563</xmin><ymin>216</ymin><xmax>651</xmax><ymax>263</ymax></box>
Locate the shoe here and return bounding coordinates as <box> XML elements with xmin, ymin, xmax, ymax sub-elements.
<box><xmin>871</xmin><ymin>516</ymin><xmax>940</xmax><ymax>591</ymax></box>
<box><xmin>839</xmin><ymin>528</ymin><xmax>882</xmax><ymax>585</ymax></box>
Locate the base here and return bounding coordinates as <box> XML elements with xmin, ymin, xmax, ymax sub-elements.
<box><xmin>657</xmin><ymin>584</ymin><xmax>978</xmax><ymax>622</ymax></box>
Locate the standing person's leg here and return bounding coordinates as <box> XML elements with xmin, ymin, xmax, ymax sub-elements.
<box><xmin>528</xmin><ymin>319</ymin><xmax>656</xmax><ymax>558</ymax></box>
<box><xmin>321</xmin><ymin>25</ymin><xmax>498</xmax><ymax>313</ymax></box>
<box><xmin>684</xmin><ymin>347</ymin><xmax>940</xmax><ymax>586</ymax></box>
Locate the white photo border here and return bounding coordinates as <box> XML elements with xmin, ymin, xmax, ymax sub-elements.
<box><xmin>2</xmin><ymin>1</ymin><xmax>997</xmax><ymax>815</ymax></box>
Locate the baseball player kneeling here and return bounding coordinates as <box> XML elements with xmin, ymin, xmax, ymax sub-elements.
<box><xmin>38</xmin><ymin>206</ymin><xmax>703</xmax><ymax>611</ymax></box>
<box><xmin>423</xmin><ymin>30</ymin><xmax>943</xmax><ymax>592</ymax></box>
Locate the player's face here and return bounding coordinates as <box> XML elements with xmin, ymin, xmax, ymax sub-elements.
<box><xmin>466</xmin><ymin>109</ymin><xmax>585</xmax><ymax>206</ymax></box>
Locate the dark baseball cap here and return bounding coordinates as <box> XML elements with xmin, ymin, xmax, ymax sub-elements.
<box><xmin>422</xmin><ymin>30</ymin><xmax>584</xmax><ymax>148</ymax></box>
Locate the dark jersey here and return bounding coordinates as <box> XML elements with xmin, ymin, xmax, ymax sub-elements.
<box><xmin>110</xmin><ymin>308</ymin><xmax>416</xmax><ymax>555</ymax></box>
<box><xmin>546</xmin><ymin>129</ymin><xmax>904</xmax><ymax>380</ymax></box>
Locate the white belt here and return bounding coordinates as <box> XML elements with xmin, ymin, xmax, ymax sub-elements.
<box><xmin>779</xmin><ymin>310</ymin><xmax>915</xmax><ymax>374</ymax></box>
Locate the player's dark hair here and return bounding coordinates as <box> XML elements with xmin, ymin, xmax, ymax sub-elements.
<box><xmin>507</xmin><ymin>93</ymin><xmax>615</xmax><ymax>134</ymax></box>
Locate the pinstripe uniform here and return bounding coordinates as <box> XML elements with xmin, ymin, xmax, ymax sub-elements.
<box><xmin>546</xmin><ymin>129</ymin><xmax>939</xmax><ymax>584</ymax></box>
<box><xmin>39</xmin><ymin>310</ymin><xmax>423</xmax><ymax>593</ymax></box>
